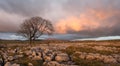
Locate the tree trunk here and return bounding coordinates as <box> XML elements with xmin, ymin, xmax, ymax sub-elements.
<box><xmin>29</xmin><ymin>38</ymin><xmax>32</xmax><ymax>45</ymax></box>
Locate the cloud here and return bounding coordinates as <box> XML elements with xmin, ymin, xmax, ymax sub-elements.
<box><xmin>0</xmin><ymin>0</ymin><xmax>48</xmax><ymax>16</ymax></box>
<box><xmin>55</xmin><ymin>9</ymin><xmax>120</xmax><ymax>36</ymax></box>
<box><xmin>54</xmin><ymin>0</ymin><xmax>120</xmax><ymax>36</ymax></box>
<box><xmin>0</xmin><ymin>0</ymin><xmax>120</xmax><ymax>37</ymax></box>
<box><xmin>0</xmin><ymin>0</ymin><xmax>68</xmax><ymax>32</ymax></box>
<box><xmin>0</xmin><ymin>10</ymin><xmax>25</xmax><ymax>32</ymax></box>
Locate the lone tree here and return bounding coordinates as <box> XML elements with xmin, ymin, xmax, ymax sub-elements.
<box><xmin>18</xmin><ymin>16</ymin><xmax>54</xmax><ymax>44</ymax></box>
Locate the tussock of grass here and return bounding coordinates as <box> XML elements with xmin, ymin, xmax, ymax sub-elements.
<box><xmin>13</xmin><ymin>54</ymin><xmax>43</xmax><ymax>66</ymax></box>
<box><xmin>88</xmin><ymin>44</ymin><xmax>120</xmax><ymax>48</ymax></box>
<box><xmin>63</xmin><ymin>46</ymin><xmax>117</xmax><ymax>55</ymax></box>
<box><xmin>72</xmin><ymin>54</ymin><xmax>120</xmax><ymax>66</ymax></box>
<box><xmin>72</xmin><ymin>52</ymin><xmax>104</xmax><ymax>66</ymax></box>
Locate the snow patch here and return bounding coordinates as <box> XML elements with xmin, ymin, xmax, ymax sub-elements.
<box><xmin>73</xmin><ymin>36</ymin><xmax>120</xmax><ymax>41</ymax></box>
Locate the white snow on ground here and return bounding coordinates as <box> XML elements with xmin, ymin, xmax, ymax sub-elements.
<box><xmin>73</xmin><ymin>36</ymin><xmax>120</xmax><ymax>41</ymax></box>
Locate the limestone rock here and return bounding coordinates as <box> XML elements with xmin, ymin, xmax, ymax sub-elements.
<box><xmin>43</xmin><ymin>61</ymin><xmax>61</xmax><ymax>66</ymax></box>
<box><xmin>4</xmin><ymin>62</ymin><xmax>11</xmax><ymax>66</ymax></box>
<box><xmin>32</xmin><ymin>51</ymin><xmax>36</xmax><ymax>56</ymax></box>
<box><xmin>86</xmin><ymin>54</ymin><xmax>95</xmax><ymax>60</ymax></box>
<box><xmin>28</xmin><ymin>63</ymin><xmax>33</xmax><ymax>66</ymax></box>
<box><xmin>32</xmin><ymin>56</ymin><xmax>42</xmax><ymax>60</ymax></box>
<box><xmin>12</xmin><ymin>63</ymin><xmax>20</xmax><ymax>66</ymax></box>
<box><xmin>8</xmin><ymin>56</ymin><xmax>14</xmax><ymax>61</ymax></box>
<box><xmin>103</xmin><ymin>56</ymin><xmax>117</xmax><ymax>63</ymax></box>
<box><xmin>55</xmin><ymin>53</ymin><xmax>70</xmax><ymax>62</ymax></box>
<box><xmin>79</xmin><ymin>54</ymin><xmax>86</xmax><ymax>59</ymax></box>
<box><xmin>44</xmin><ymin>56</ymin><xmax>52</xmax><ymax>62</ymax></box>
<box><xmin>25</xmin><ymin>51</ymin><xmax>32</xmax><ymax>56</ymax></box>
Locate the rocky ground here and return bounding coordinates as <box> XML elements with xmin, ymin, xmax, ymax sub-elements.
<box><xmin>0</xmin><ymin>41</ymin><xmax>120</xmax><ymax>66</ymax></box>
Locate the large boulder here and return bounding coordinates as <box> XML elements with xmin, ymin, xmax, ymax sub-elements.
<box><xmin>79</xmin><ymin>54</ymin><xmax>86</xmax><ymax>59</ymax></box>
<box><xmin>13</xmin><ymin>55</ymin><xmax>24</xmax><ymax>60</ymax></box>
<box><xmin>44</xmin><ymin>49</ymin><xmax>50</xmax><ymax>54</ymax></box>
<box><xmin>12</xmin><ymin>63</ymin><xmax>20</xmax><ymax>66</ymax></box>
<box><xmin>43</xmin><ymin>61</ymin><xmax>78</xmax><ymax>66</ymax></box>
<box><xmin>8</xmin><ymin>56</ymin><xmax>14</xmax><ymax>61</ymax></box>
<box><xmin>55</xmin><ymin>53</ymin><xmax>70</xmax><ymax>62</ymax></box>
<box><xmin>86</xmin><ymin>54</ymin><xmax>95</xmax><ymax>60</ymax></box>
<box><xmin>25</xmin><ymin>50</ymin><xmax>32</xmax><ymax>56</ymax></box>
<box><xmin>94</xmin><ymin>54</ymin><xmax>103</xmax><ymax>61</ymax></box>
<box><xmin>4</xmin><ymin>62</ymin><xmax>11</xmax><ymax>66</ymax></box>
<box><xmin>44</xmin><ymin>56</ymin><xmax>52</xmax><ymax>62</ymax></box>
<box><xmin>73</xmin><ymin>52</ymin><xmax>86</xmax><ymax>60</ymax></box>
<box><xmin>32</xmin><ymin>56</ymin><xmax>42</xmax><ymax>60</ymax></box>
<box><xmin>28</xmin><ymin>63</ymin><xmax>33</xmax><ymax>66</ymax></box>
<box><xmin>43</xmin><ymin>61</ymin><xmax>61</xmax><ymax>66</ymax></box>
<box><xmin>32</xmin><ymin>51</ymin><xmax>36</xmax><ymax>56</ymax></box>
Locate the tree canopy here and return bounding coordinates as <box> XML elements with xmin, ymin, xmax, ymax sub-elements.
<box><xmin>18</xmin><ymin>16</ymin><xmax>54</xmax><ymax>44</ymax></box>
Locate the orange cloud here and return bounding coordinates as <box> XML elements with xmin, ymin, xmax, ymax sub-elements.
<box><xmin>55</xmin><ymin>16</ymin><xmax>83</xmax><ymax>33</ymax></box>
<box><xmin>55</xmin><ymin>15</ymin><xmax>100</xmax><ymax>33</ymax></box>
<box><xmin>55</xmin><ymin>9</ymin><xmax>117</xmax><ymax>34</ymax></box>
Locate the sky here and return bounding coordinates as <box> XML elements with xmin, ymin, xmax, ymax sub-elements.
<box><xmin>0</xmin><ymin>0</ymin><xmax>120</xmax><ymax>39</ymax></box>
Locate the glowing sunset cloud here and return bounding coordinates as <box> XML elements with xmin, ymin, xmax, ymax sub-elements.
<box><xmin>55</xmin><ymin>9</ymin><xmax>115</xmax><ymax>34</ymax></box>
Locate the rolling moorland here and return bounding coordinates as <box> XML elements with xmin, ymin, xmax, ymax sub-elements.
<box><xmin>0</xmin><ymin>40</ymin><xmax>120</xmax><ymax>66</ymax></box>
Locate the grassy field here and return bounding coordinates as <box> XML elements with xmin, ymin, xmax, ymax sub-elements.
<box><xmin>0</xmin><ymin>39</ymin><xmax>120</xmax><ymax>44</ymax></box>
<box><xmin>0</xmin><ymin>40</ymin><xmax>120</xmax><ymax>66</ymax></box>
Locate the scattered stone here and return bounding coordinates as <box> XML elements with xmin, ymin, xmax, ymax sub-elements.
<box><xmin>28</xmin><ymin>63</ymin><xmax>33</xmax><ymax>66</ymax></box>
<box><xmin>32</xmin><ymin>51</ymin><xmax>36</xmax><ymax>56</ymax></box>
<box><xmin>32</xmin><ymin>56</ymin><xmax>42</xmax><ymax>60</ymax></box>
<box><xmin>1</xmin><ymin>43</ymin><xmax>120</xmax><ymax>66</ymax></box>
<box><xmin>112</xmin><ymin>54</ymin><xmax>120</xmax><ymax>63</ymax></box>
<box><xmin>12</xmin><ymin>63</ymin><xmax>20</xmax><ymax>66</ymax></box>
<box><xmin>44</xmin><ymin>56</ymin><xmax>52</xmax><ymax>62</ymax></box>
<box><xmin>4</xmin><ymin>62</ymin><xmax>11</xmax><ymax>66</ymax></box>
<box><xmin>16</xmin><ymin>55</ymin><xmax>24</xmax><ymax>58</ymax></box>
<box><xmin>103</xmin><ymin>56</ymin><xmax>117</xmax><ymax>63</ymax></box>
<box><xmin>79</xmin><ymin>54</ymin><xmax>86</xmax><ymax>59</ymax></box>
<box><xmin>55</xmin><ymin>53</ymin><xmax>70</xmax><ymax>62</ymax></box>
<box><xmin>8</xmin><ymin>56</ymin><xmax>14</xmax><ymax>61</ymax></box>
<box><xmin>25</xmin><ymin>51</ymin><xmax>32</xmax><ymax>56</ymax></box>
<box><xmin>43</xmin><ymin>61</ymin><xmax>61</xmax><ymax>66</ymax></box>
<box><xmin>94</xmin><ymin>54</ymin><xmax>103</xmax><ymax>61</ymax></box>
<box><xmin>86</xmin><ymin>54</ymin><xmax>95</xmax><ymax>60</ymax></box>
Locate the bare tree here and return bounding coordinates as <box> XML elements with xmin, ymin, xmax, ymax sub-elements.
<box><xmin>18</xmin><ymin>16</ymin><xmax>54</xmax><ymax>44</ymax></box>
